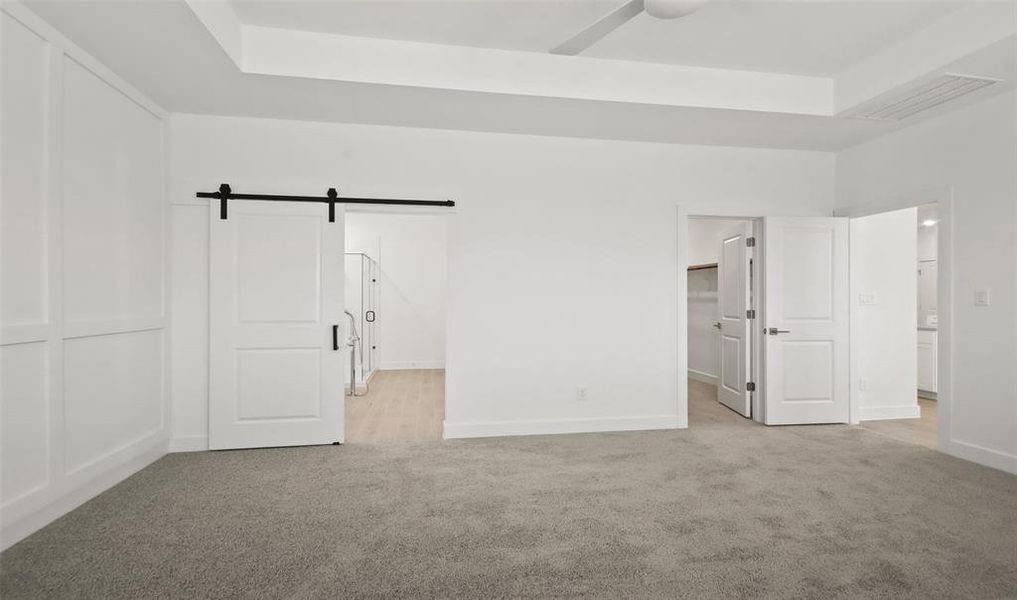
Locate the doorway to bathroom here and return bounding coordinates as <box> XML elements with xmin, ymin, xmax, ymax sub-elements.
<box><xmin>853</xmin><ymin>203</ymin><xmax>941</xmax><ymax>449</ymax></box>
<box><xmin>343</xmin><ymin>210</ymin><xmax>449</xmax><ymax>443</ymax></box>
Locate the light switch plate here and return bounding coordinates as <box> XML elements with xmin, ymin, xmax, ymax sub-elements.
<box><xmin>974</xmin><ymin>289</ymin><xmax>991</xmax><ymax>307</ymax></box>
<box><xmin>859</xmin><ymin>293</ymin><xmax>877</xmax><ymax>305</ymax></box>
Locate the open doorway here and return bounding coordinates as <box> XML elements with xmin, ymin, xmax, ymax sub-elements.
<box><xmin>343</xmin><ymin>211</ymin><xmax>448</xmax><ymax>443</ymax></box>
<box><xmin>686</xmin><ymin>216</ymin><xmax>758</xmax><ymax>427</ymax></box>
<box><xmin>683</xmin><ymin>213</ymin><xmax>855</xmax><ymax>429</ymax></box>
<box><xmin>853</xmin><ymin>204</ymin><xmax>940</xmax><ymax>449</ymax></box>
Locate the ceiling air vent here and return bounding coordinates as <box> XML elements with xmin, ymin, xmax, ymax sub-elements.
<box><xmin>845</xmin><ymin>74</ymin><xmax>1000</xmax><ymax>121</ymax></box>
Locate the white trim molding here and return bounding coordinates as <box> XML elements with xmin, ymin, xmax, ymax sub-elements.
<box><xmin>1</xmin><ymin>437</ymin><xmax>167</xmax><ymax>550</ymax></box>
<box><xmin>858</xmin><ymin>405</ymin><xmax>922</xmax><ymax>422</ymax></box>
<box><xmin>443</xmin><ymin>414</ymin><xmax>681</xmax><ymax>440</ymax></box>
<box><xmin>168</xmin><ymin>436</ymin><xmax>209</xmax><ymax>453</ymax></box>
<box><xmin>687</xmin><ymin>369</ymin><xmax>718</xmax><ymax>386</ymax></box>
<box><xmin>379</xmin><ymin>360</ymin><xmax>445</xmax><ymax>370</ymax></box>
<box><xmin>945</xmin><ymin>440</ymin><xmax>1017</xmax><ymax>476</ymax></box>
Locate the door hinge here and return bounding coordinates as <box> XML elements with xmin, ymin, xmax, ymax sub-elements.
<box><xmin>746</xmin><ymin>382</ymin><xmax>756</xmax><ymax>392</ymax></box>
<box><xmin>746</xmin><ymin>237</ymin><xmax>756</xmax><ymax>247</ymax></box>
<box><xmin>746</xmin><ymin>309</ymin><xmax>756</xmax><ymax>319</ymax></box>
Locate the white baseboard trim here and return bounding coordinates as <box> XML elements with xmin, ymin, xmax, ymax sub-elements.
<box><xmin>858</xmin><ymin>405</ymin><xmax>921</xmax><ymax>421</ymax></box>
<box><xmin>1</xmin><ymin>436</ymin><xmax>167</xmax><ymax>551</ymax></box>
<box><xmin>688</xmin><ymin>369</ymin><xmax>718</xmax><ymax>386</ymax></box>
<box><xmin>379</xmin><ymin>360</ymin><xmax>445</xmax><ymax>370</ymax></box>
<box><xmin>946</xmin><ymin>439</ymin><xmax>1017</xmax><ymax>475</ymax></box>
<box><xmin>168</xmin><ymin>435</ymin><xmax>209</xmax><ymax>453</ymax></box>
<box><xmin>443</xmin><ymin>414</ymin><xmax>681</xmax><ymax>440</ymax></box>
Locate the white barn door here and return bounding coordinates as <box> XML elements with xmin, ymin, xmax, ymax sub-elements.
<box><xmin>716</xmin><ymin>221</ymin><xmax>752</xmax><ymax>417</ymax></box>
<box><xmin>763</xmin><ymin>217</ymin><xmax>849</xmax><ymax>425</ymax></box>
<box><xmin>209</xmin><ymin>200</ymin><xmax>345</xmax><ymax>450</ymax></box>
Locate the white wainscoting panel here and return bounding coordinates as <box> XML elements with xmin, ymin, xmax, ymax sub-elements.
<box><xmin>0</xmin><ymin>343</ymin><xmax>51</xmax><ymax>503</ymax></box>
<box><xmin>62</xmin><ymin>57</ymin><xmax>164</xmax><ymax>323</ymax></box>
<box><xmin>1</xmin><ymin>13</ymin><xmax>48</xmax><ymax>325</ymax></box>
<box><xmin>0</xmin><ymin>4</ymin><xmax>168</xmax><ymax>550</ymax></box>
<box><xmin>63</xmin><ymin>330</ymin><xmax>164</xmax><ymax>475</ymax></box>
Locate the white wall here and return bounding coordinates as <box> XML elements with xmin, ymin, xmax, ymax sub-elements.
<box><xmin>850</xmin><ymin>208</ymin><xmax>918</xmax><ymax>421</ymax></box>
<box><xmin>917</xmin><ymin>217</ymin><xmax>938</xmax><ymax>328</ymax></box>
<box><xmin>837</xmin><ymin>89</ymin><xmax>1017</xmax><ymax>474</ymax></box>
<box><xmin>918</xmin><ymin>219</ymin><xmax>938</xmax><ymax>262</ymax></box>
<box><xmin>346</xmin><ymin>213</ymin><xmax>447</xmax><ymax>370</ymax></box>
<box><xmin>687</xmin><ymin>268</ymin><xmax>718</xmax><ymax>383</ymax></box>
<box><xmin>167</xmin><ymin>113</ymin><xmax>834</xmax><ymax>446</ymax></box>
<box><xmin>687</xmin><ymin>218</ymin><xmax>746</xmax><ymax>266</ymax></box>
<box><xmin>0</xmin><ymin>6</ymin><xmax>167</xmax><ymax>549</ymax></box>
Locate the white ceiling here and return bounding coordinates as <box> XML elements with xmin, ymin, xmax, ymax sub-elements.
<box><xmin>230</xmin><ymin>1</ymin><xmax>619</xmax><ymax>53</ymax></box>
<box><xmin>19</xmin><ymin>0</ymin><xmax>1015</xmax><ymax>151</ymax></box>
<box><xmin>918</xmin><ymin>203</ymin><xmax>938</xmax><ymax>226</ymax></box>
<box><xmin>584</xmin><ymin>1</ymin><xmax>966</xmax><ymax>75</ymax></box>
<box><xmin>230</xmin><ymin>0</ymin><xmax>966</xmax><ymax>75</ymax></box>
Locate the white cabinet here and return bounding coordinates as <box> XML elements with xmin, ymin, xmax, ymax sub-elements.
<box><xmin>917</xmin><ymin>328</ymin><xmax>937</xmax><ymax>395</ymax></box>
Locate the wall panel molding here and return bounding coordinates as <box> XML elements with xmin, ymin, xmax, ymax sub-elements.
<box><xmin>1</xmin><ymin>2</ymin><xmax>168</xmax><ymax>551</ymax></box>
<box><xmin>0</xmin><ymin>324</ymin><xmax>51</xmax><ymax>346</ymax></box>
<box><xmin>0</xmin><ymin>3</ymin><xmax>166</xmax><ymax>119</ymax></box>
<box><xmin>0</xmin><ymin>437</ymin><xmax>167</xmax><ymax>551</ymax></box>
<box><xmin>62</xmin><ymin>317</ymin><xmax>165</xmax><ymax>340</ymax></box>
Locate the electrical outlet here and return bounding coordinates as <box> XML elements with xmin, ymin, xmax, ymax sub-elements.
<box><xmin>974</xmin><ymin>289</ymin><xmax>991</xmax><ymax>307</ymax></box>
<box><xmin>576</xmin><ymin>387</ymin><xmax>588</xmax><ymax>402</ymax></box>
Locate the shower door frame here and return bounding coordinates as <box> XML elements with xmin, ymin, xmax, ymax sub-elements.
<box><xmin>345</xmin><ymin>251</ymin><xmax>380</xmax><ymax>388</ymax></box>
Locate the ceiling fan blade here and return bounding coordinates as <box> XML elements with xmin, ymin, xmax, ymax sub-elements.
<box><xmin>549</xmin><ymin>0</ymin><xmax>644</xmax><ymax>56</ymax></box>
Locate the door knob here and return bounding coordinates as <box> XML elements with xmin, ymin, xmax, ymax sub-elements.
<box><xmin>712</xmin><ymin>322</ymin><xmax>722</xmax><ymax>329</ymax></box>
<box><xmin>767</xmin><ymin>328</ymin><xmax>791</xmax><ymax>335</ymax></box>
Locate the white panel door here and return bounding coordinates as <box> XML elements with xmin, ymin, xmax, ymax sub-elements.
<box><xmin>763</xmin><ymin>217</ymin><xmax>849</xmax><ymax>424</ymax></box>
<box><xmin>209</xmin><ymin>201</ymin><xmax>344</xmax><ymax>449</ymax></box>
<box><xmin>716</xmin><ymin>221</ymin><xmax>752</xmax><ymax>417</ymax></box>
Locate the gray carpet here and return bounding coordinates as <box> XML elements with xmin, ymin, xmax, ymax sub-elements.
<box><xmin>2</xmin><ymin>404</ymin><xmax>1016</xmax><ymax>599</ymax></box>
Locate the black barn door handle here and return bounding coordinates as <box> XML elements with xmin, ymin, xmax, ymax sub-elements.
<box><xmin>332</xmin><ymin>324</ymin><xmax>339</xmax><ymax>351</ymax></box>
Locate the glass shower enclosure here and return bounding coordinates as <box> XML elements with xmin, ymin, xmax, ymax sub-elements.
<box><xmin>345</xmin><ymin>252</ymin><xmax>379</xmax><ymax>390</ymax></box>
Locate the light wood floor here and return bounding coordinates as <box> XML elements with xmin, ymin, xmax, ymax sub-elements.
<box><xmin>345</xmin><ymin>369</ymin><xmax>445</xmax><ymax>444</ymax></box>
<box><xmin>690</xmin><ymin>379</ymin><xmax>938</xmax><ymax>450</ymax></box>
<box><xmin>859</xmin><ymin>397</ymin><xmax>938</xmax><ymax>449</ymax></box>
<box><xmin>688</xmin><ymin>379</ymin><xmax>755</xmax><ymax>427</ymax></box>
<box><xmin>346</xmin><ymin>374</ymin><xmax>936</xmax><ymax>449</ymax></box>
